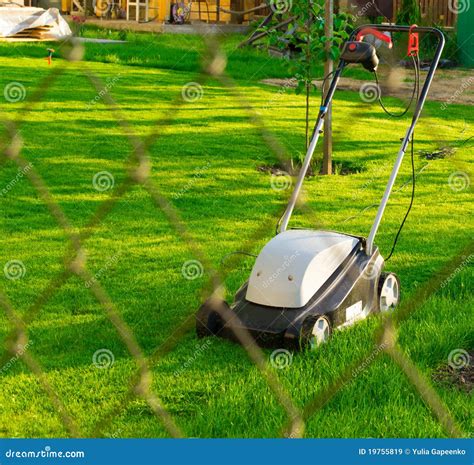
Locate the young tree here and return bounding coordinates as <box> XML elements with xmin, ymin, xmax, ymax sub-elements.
<box><xmin>261</xmin><ymin>0</ymin><xmax>352</xmax><ymax>172</ymax></box>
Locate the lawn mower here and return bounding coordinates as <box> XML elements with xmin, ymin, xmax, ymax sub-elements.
<box><xmin>196</xmin><ymin>24</ymin><xmax>445</xmax><ymax>350</ymax></box>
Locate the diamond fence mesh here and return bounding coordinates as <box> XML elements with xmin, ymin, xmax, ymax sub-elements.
<box><xmin>0</xmin><ymin>25</ymin><xmax>471</xmax><ymax>439</ymax></box>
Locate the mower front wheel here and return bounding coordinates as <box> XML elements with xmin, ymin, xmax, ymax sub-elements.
<box><xmin>196</xmin><ymin>300</ymin><xmax>224</xmax><ymax>338</ymax></box>
<box><xmin>378</xmin><ymin>272</ymin><xmax>401</xmax><ymax>312</ymax></box>
<box><xmin>300</xmin><ymin>315</ymin><xmax>332</xmax><ymax>351</ymax></box>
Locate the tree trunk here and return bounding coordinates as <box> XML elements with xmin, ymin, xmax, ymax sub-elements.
<box><xmin>322</xmin><ymin>0</ymin><xmax>333</xmax><ymax>175</ymax></box>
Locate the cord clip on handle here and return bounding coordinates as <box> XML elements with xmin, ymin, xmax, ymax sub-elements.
<box><xmin>408</xmin><ymin>24</ymin><xmax>419</xmax><ymax>56</ymax></box>
<box><xmin>356</xmin><ymin>28</ymin><xmax>393</xmax><ymax>48</ymax></box>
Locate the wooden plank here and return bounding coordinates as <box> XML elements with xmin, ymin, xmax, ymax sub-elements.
<box><xmin>72</xmin><ymin>0</ymin><xmax>85</xmax><ymax>11</ymax></box>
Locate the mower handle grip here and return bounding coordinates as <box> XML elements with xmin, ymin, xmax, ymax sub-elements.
<box><xmin>356</xmin><ymin>27</ymin><xmax>393</xmax><ymax>48</ymax></box>
<box><xmin>278</xmin><ymin>24</ymin><xmax>445</xmax><ymax>237</ymax></box>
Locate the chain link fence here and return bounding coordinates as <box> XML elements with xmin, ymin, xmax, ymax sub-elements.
<box><xmin>0</xmin><ymin>24</ymin><xmax>471</xmax><ymax>439</ymax></box>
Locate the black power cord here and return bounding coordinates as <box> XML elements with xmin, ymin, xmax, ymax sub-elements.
<box><xmin>375</xmin><ymin>54</ymin><xmax>421</xmax><ymax>261</ymax></box>
<box><xmin>374</xmin><ymin>54</ymin><xmax>419</xmax><ymax>118</ymax></box>
<box><xmin>220</xmin><ymin>251</ymin><xmax>257</xmax><ymax>266</ymax></box>
<box><xmin>384</xmin><ymin>128</ymin><xmax>416</xmax><ymax>261</ymax></box>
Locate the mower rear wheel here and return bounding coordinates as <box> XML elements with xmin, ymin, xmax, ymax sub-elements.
<box><xmin>196</xmin><ymin>300</ymin><xmax>223</xmax><ymax>338</ymax></box>
<box><xmin>378</xmin><ymin>272</ymin><xmax>400</xmax><ymax>312</ymax></box>
<box><xmin>300</xmin><ymin>315</ymin><xmax>332</xmax><ymax>351</ymax></box>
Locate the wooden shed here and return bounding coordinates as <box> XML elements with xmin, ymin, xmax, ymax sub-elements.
<box><xmin>61</xmin><ymin>0</ymin><xmax>263</xmax><ymax>23</ymax></box>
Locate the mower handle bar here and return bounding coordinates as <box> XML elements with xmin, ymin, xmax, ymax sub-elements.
<box><xmin>278</xmin><ymin>25</ymin><xmax>445</xmax><ymax>257</ymax></box>
<box><xmin>355</xmin><ymin>28</ymin><xmax>393</xmax><ymax>48</ymax></box>
<box><xmin>352</xmin><ymin>23</ymin><xmax>444</xmax><ymax>38</ymax></box>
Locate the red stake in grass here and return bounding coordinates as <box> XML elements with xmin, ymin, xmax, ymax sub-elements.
<box><xmin>46</xmin><ymin>48</ymin><xmax>55</xmax><ymax>65</ymax></box>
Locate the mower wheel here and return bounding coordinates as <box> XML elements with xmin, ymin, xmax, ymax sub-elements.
<box><xmin>300</xmin><ymin>315</ymin><xmax>332</xmax><ymax>351</ymax></box>
<box><xmin>378</xmin><ymin>272</ymin><xmax>401</xmax><ymax>312</ymax></box>
<box><xmin>196</xmin><ymin>300</ymin><xmax>224</xmax><ymax>338</ymax></box>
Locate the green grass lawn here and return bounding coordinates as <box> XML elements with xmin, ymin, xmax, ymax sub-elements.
<box><xmin>0</xmin><ymin>30</ymin><xmax>472</xmax><ymax>438</ymax></box>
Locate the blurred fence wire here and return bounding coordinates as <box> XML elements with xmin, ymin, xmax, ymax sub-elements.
<box><xmin>0</xmin><ymin>27</ymin><xmax>470</xmax><ymax>440</ymax></box>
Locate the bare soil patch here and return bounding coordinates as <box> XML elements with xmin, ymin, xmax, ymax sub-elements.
<box><xmin>261</xmin><ymin>68</ymin><xmax>474</xmax><ymax>106</ymax></box>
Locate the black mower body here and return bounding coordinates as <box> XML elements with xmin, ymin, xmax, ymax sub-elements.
<box><xmin>198</xmin><ymin>236</ymin><xmax>384</xmax><ymax>350</ymax></box>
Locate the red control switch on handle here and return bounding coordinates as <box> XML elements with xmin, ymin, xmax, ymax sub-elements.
<box><xmin>407</xmin><ymin>24</ymin><xmax>419</xmax><ymax>56</ymax></box>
